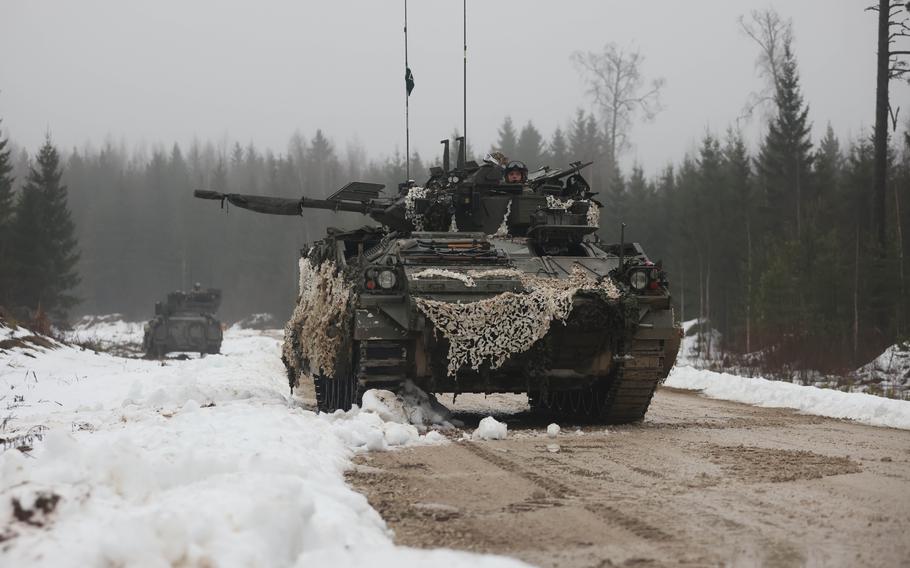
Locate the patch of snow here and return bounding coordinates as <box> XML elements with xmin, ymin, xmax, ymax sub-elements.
<box><xmin>66</xmin><ymin>314</ymin><xmax>145</xmax><ymax>347</ymax></box>
<box><xmin>853</xmin><ymin>343</ymin><xmax>910</xmax><ymax>395</ymax></box>
<box><xmin>472</xmin><ymin>416</ymin><xmax>508</xmax><ymax>440</ymax></box>
<box><xmin>231</xmin><ymin>312</ymin><xmax>278</xmax><ymax>331</ymax></box>
<box><xmin>1</xmin><ymin>321</ymin><xmax>39</xmax><ymax>341</ymax></box>
<box><xmin>666</xmin><ymin>366</ymin><xmax>910</xmax><ymax>430</ymax></box>
<box><xmin>678</xmin><ymin>318</ymin><xmax>723</xmax><ymax>366</ymax></box>
<box><xmin>0</xmin><ymin>328</ymin><xmax>525</xmax><ymax>567</ymax></box>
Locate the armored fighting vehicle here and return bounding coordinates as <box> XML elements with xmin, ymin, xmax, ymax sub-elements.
<box><xmin>195</xmin><ymin>139</ymin><xmax>680</xmax><ymax>423</ymax></box>
<box><xmin>143</xmin><ymin>285</ymin><xmax>223</xmax><ymax>357</ymax></box>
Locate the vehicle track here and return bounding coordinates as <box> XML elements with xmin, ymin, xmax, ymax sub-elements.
<box><xmin>348</xmin><ymin>387</ymin><xmax>910</xmax><ymax>567</ymax></box>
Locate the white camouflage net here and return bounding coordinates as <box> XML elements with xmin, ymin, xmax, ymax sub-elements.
<box><xmin>404</xmin><ymin>186</ymin><xmax>429</xmax><ymax>231</ymax></box>
<box><xmin>492</xmin><ymin>199</ymin><xmax>512</xmax><ymax>237</ymax></box>
<box><xmin>546</xmin><ymin>195</ymin><xmax>574</xmax><ymax>210</ymax></box>
<box><xmin>410</xmin><ymin>267</ymin><xmax>526</xmax><ymax>288</ymax></box>
<box><xmin>283</xmin><ymin>257</ymin><xmax>353</xmax><ymax>378</ymax></box>
<box><xmin>586</xmin><ymin>203</ymin><xmax>600</xmax><ymax>227</ymax></box>
<box><xmin>470</xmin><ymin>268</ymin><xmax>525</xmax><ymax>279</ymax></box>
<box><xmin>411</xmin><ymin>268</ymin><xmax>477</xmax><ymax>287</ymax></box>
<box><xmin>415</xmin><ymin>266</ymin><xmax>621</xmax><ymax>376</ymax></box>
<box><xmin>545</xmin><ymin>195</ymin><xmax>600</xmax><ymax>228</ymax></box>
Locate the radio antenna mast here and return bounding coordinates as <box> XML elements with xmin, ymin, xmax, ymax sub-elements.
<box><xmin>462</xmin><ymin>0</ymin><xmax>467</xmax><ymax>151</ymax></box>
<box><xmin>404</xmin><ymin>0</ymin><xmax>411</xmax><ymax>181</ymax></box>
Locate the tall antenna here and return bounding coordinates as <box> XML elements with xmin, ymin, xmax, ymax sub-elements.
<box><xmin>404</xmin><ymin>0</ymin><xmax>411</xmax><ymax>180</ymax></box>
<box><xmin>463</xmin><ymin>0</ymin><xmax>467</xmax><ymax>151</ymax></box>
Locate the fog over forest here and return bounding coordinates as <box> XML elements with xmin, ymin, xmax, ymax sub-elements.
<box><xmin>1</xmin><ymin>1</ymin><xmax>909</xmax><ymax>375</ymax></box>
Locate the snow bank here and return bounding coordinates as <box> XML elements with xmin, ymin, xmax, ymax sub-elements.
<box><xmin>0</xmin><ymin>325</ymin><xmax>526</xmax><ymax>567</ymax></box>
<box><xmin>666</xmin><ymin>366</ymin><xmax>910</xmax><ymax>430</ymax></box>
<box><xmin>472</xmin><ymin>416</ymin><xmax>508</xmax><ymax>440</ymax></box>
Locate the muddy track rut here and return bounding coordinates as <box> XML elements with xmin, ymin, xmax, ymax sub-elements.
<box><xmin>348</xmin><ymin>388</ymin><xmax>910</xmax><ymax>568</ymax></box>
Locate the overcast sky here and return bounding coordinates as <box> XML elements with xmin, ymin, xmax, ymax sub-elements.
<box><xmin>1</xmin><ymin>0</ymin><xmax>907</xmax><ymax>175</ymax></box>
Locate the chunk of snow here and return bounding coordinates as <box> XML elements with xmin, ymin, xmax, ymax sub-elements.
<box><xmin>361</xmin><ymin>381</ymin><xmax>454</xmax><ymax>432</ymax></box>
<box><xmin>472</xmin><ymin>416</ymin><xmax>508</xmax><ymax>440</ymax></box>
<box><xmin>546</xmin><ymin>423</ymin><xmax>560</xmax><ymax>438</ymax></box>
<box><xmin>361</xmin><ymin>389</ymin><xmax>409</xmax><ymax>423</ymax></box>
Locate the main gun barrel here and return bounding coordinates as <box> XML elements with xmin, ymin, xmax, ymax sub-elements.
<box><xmin>193</xmin><ymin>190</ymin><xmax>377</xmax><ymax>216</ymax></box>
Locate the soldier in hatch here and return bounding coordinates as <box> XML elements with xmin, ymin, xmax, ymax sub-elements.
<box><xmin>504</xmin><ymin>160</ymin><xmax>528</xmax><ymax>184</ymax></box>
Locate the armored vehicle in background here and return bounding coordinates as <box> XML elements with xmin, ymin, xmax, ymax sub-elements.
<box><xmin>143</xmin><ymin>285</ymin><xmax>223</xmax><ymax>357</ymax></box>
<box><xmin>195</xmin><ymin>138</ymin><xmax>680</xmax><ymax>423</ymax></box>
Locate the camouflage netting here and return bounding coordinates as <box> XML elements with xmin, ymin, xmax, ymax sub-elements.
<box><xmin>415</xmin><ymin>266</ymin><xmax>622</xmax><ymax>376</ymax></box>
<box><xmin>404</xmin><ymin>186</ymin><xmax>429</xmax><ymax>231</ymax></box>
<box><xmin>545</xmin><ymin>195</ymin><xmax>599</xmax><ymax>228</ymax></box>
<box><xmin>546</xmin><ymin>195</ymin><xmax>574</xmax><ymax>210</ymax></box>
<box><xmin>586</xmin><ymin>203</ymin><xmax>600</xmax><ymax>227</ymax></box>
<box><xmin>283</xmin><ymin>257</ymin><xmax>353</xmax><ymax>383</ymax></box>
<box><xmin>412</xmin><ymin>268</ymin><xmax>477</xmax><ymax>287</ymax></box>
<box><xmin>410</xmin><ymin>268</ymin><xmax>526</xmax><ymax>288</ymax></box>
<box><xmin>492</xmin><ymin>199</ymin><xmax>512</xmax><ymax>237</ymax></box>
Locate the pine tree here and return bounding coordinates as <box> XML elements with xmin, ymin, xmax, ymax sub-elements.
<box><xmin>811</xmin><ymin>124</ymin><xmax>842</xmax><ymax>223</ymax></box>
<box><xmin>696</xmin><ymin>135</ymin><xmax>725</xmax><ymax>345</ymax></box>
<box><xmin>0</xmin><ymin>120</ymin><xmax>15</xmax><ymax>305</ymax></box>
<box><xmin>494</xmin><ymin>117</ymin><xmax>518</xmax><ymax>159</ymax></box>
<box><xmin>599</xmin><ymin>164</ymin><xmax>626</xmax><ymax>242</ymax></box>
<box><xmin>568</xmin><ymin>110</ymin><xmax>597</xmax><ymax>161</ymax></box>
<box><xmin>9</xmin><ymin>135</ymin><xmax>80</xmax><ymax>318</ymax></box>
<box><xmin>722</xmin><ymin>130</ymin><xmax>755</xmax><ymax>350</ymax></box>
<box><xmin>756</xmin><ymin>40</ymin><xmax>813</xmax><ymax>240</ymax></box>
<box><xmin>516</xmin><ymin>121</ymin><xmax>544</xmax><ymax>169</ymax></box>
<box><xmin>548</xmin><ymin>128</ymin><xmax>569</xmax><ymax>168</ymax></box>
<box><xmin>306</xmin><ymin>130</ymin><xmax>340</xmax><ymax>197</ymax></box>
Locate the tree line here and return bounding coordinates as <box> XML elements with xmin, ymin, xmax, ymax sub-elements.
<box><xmin>0</xmin><ymin>127</ymin><xmax>430</xmax><ymax>323</ymax></box>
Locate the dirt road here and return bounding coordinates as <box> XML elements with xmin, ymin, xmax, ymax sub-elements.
<box><xmin>348</xmin><ymin>388</ymin><xmax>910</xmax><ymax>567</ymax></box>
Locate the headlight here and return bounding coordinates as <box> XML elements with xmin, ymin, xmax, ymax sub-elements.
<box><xmin>630</xmin><ymin>270</ymin><xmax>648</xmax><ymax>290</ymax></box>
<box><xmin>378</xmin><ymin>270</ymin><xmax>397</xmax><ymax>289</ymax></box>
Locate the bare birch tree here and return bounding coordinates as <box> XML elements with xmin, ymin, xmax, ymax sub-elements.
<box><xmin>571</xmin><ymin>43</ymin><xmax>664</xmax><ymax>166</ymax></box>
<box><xmin>738</xmin><ymin>9</ymin><xmax>793</xmax><ymax>122</ymax></box>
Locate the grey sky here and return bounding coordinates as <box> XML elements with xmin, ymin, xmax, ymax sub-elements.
<box><xmin>1</xmin><ymin>0</ymin><xmax>906</xmax><ymax>174</ymax></box>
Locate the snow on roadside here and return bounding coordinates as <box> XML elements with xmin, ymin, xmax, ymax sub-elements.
<box><xmin>0</xmin><ymin>326</ymin><xmax>527</xmax><ymax>568</ymax></box>
<box><xmin>65</xmin><ymin>314</ymin><xmax>145</xmax><ymax>348</ymax></box>
<box><xmin>853</xmin><ymin>342</ymin><xmax>910</xmax><ymax>395</ymax></box>
<box><xmin>666</xmin><ymin>366</ymin><xmax>910</xmax><ymax>430</ymax></box>
<box><xmin>671</xmin><ymin>318</ymin><xmax>910</xmax><ymax>428</ymax></box>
